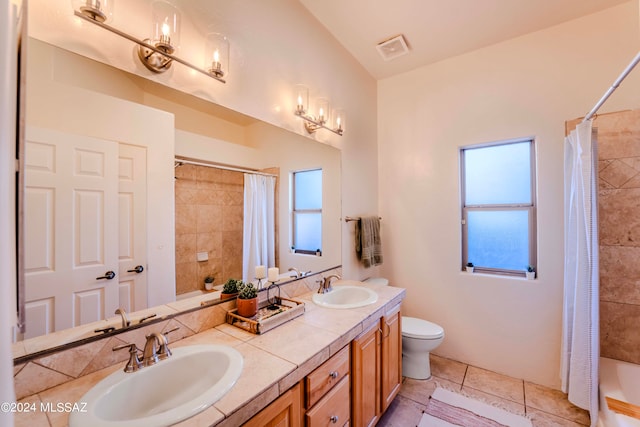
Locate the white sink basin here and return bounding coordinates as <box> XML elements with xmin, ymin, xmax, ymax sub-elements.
<box><xmin>69</xmin><ymin>344</ymin><xmax>243</xmax><ymax>427</ymax></box>
<box><xmin>312</xmin><ymin>281</ymin><xmax>378</xmax><ymax>309</ymax></box>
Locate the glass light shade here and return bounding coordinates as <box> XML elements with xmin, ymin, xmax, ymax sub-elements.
<box><xmin>294</xmin><ymin>84</ymin><xmax>309</xmax><ymax>114</ymax></box>
<box><xmin>315</xmin><ymin>98</ymin><xmax>330</xmax><ymax>124</ymax></box>
<box><xmin>72</xmin><ymin>0</ymin><xmax>114</xmax><ymax>23</ymax></box>
<box><xmin>333</xmin><ymin>108</ymin><xmax>345</xmax><ymax>132</ymax></box>
<box><xmin>205</xmin><ymin>33</ymin><xmax>230</xmax><ymax>78</ymax></box>
<box><xmin>151</xmin><ymin>1</ymin><xmax>181</xmax><ymax>50</ymax></box>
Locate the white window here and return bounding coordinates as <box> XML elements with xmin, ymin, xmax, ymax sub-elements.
<box><xmin>461</xmin><ymin>139</ymin><xmax>537</xmax><ymax>276</ymax></box>
<box><xmin>292</xmin><ymin>169</ymin><xmax>322</xmax><ymax>255</ymax></box>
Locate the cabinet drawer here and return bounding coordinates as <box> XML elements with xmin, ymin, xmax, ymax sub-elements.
<box><xmin>305</xmin><ymin>375</ymin><xmax>350</xmax><ymax>426</ymax></box>
<box><xmin>306</xmin><ymin>345</ymin><xmax>349</xmax><ymax>408</ymax></box>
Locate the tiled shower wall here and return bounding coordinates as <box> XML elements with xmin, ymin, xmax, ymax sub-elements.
<box><xmin>175</xmin><ymin>164</ymin><xmax>244</xmax><ymax>295</ymax></box>
<box><xmin>594</xmin><ymin>110</ymin><xmax>640</xmax><ymax>364</ymax></box>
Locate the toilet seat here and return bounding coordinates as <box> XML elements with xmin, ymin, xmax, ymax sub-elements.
<box><xmin>402</xmin><ymin>317</ymin><xmax>444</xmax><ymax>340</ymax></box>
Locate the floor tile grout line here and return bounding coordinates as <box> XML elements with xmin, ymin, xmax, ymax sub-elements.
<box><xmin>461</xmin><ymin>363</ymin><xmax>469</xmax><ymax>391</ymax></box>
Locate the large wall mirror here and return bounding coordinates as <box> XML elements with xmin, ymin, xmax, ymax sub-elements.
<box><xmin>16</xmin><ymin>38</ymin><xmax>341</xmax><ymax>356</ymax></box>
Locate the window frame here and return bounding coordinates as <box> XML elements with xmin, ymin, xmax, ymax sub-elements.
<box><xmin>291</xmin><ymin>168</ymin><xmax>322</xmax><ymax>255</ymax></box>
<box><xmin>460</xmin><ymin>138</ymin><xmax>537</xmax><ymax>277</ymax></box>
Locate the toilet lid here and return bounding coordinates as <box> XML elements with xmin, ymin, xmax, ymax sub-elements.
<box><xmin>402</xmin><ymin>317</ymin><xmax>444</xmax><ymax>339</ymax></box>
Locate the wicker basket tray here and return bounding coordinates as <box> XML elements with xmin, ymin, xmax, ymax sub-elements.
<box><xmin>226</xmin><ymin>296</ymin><xmax>305</xmax><ymax>334</ymax></box>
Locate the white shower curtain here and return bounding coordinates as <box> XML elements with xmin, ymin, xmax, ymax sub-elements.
<box><xmin>561</xmin><ymin>120</ymin><xmax>599</xmax><ymax>426</ymax></box>
<box><xmin>242</xmin><ymin>174</ymin><xmax>276</xmax><ymax>283</ymax></box>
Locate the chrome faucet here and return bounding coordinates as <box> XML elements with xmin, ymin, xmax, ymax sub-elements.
<box><xmin>143</xmin><ymin>332</ymin><xmax>168</xmax><ymax>366</ymax></box>
<box><xmin>138</xmin><ymin>313</ymin><xmax>157</xmax><ymax>324</ymax></box>
<box><xmin>288</xmin><ymin>267</ymin><xmax>301</xmax><ymax>278</ymax></box>
<box><xmin>288</xmin><ymin>267</ymin><xmax>312</xmax><ymax>278</ymax></box>
<box><xmin>112</xmin><ymin>327</ymin><xmax>178</xmax><ymax>373</ymax></box>
<box><xmin>317</xmin><ymin>274</ymin><xmax>341</xmax><ymax>294</ymax></box>
<box><xmin>115</xmin><ymin>308</ymin><xmax>130</xmax><ymax>328</ymax></box>
<box><xmin>142</xmin><ymin>327</ymin><xmax>179</xmax><ymax>366</ymax></box>
<box><xmin>113</xmin><ymin>343</ymin><xmax>143</xmax><ymax>373</ymax></box>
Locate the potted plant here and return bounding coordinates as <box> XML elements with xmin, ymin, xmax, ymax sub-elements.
<box><xmin>236</xmin><ymin>281</ymin><xmax>258</xmax><ymax>317</ymax></box>
<box><xmin>526</xmin><ymin>266</ymin><xmax>536</xmax><ymax>280</ymax></box>
<box><xmin>221</xmin><ymin>278</ymin><xmax>240</xmax><ymax>299</ymax></box>
<box><xmin>204</xmin><ymin>275</ymin><xmax>215</xmax><ymax>291</ymax></box>
<box><xmin>465</xmin><ymin>262</ymin><xmax>474</xmax><ymax>273</ymax></box>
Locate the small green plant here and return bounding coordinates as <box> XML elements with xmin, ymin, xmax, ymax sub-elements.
<box><xmin>466</xmin><ymin>262</ymin><xmax>474</xmax><ymax>268</ymax></box>
<box><xmin>238</xmin><ymin>281</ymin><xmax>257</xmax><ymax>299</ymax></box>
<box><xmin>222</xmin><ymin>278</ymin><xmax>239</xmax><ymax>294</ymax></box>
<box><xmin>527</xmin><ymin>265</ymin><xmax>535</xmax><ymax>273</ymax></box>
<box><xmin>204</xmin><ymin>275</ymin><xmax>215</xmax><ymax>284</ymax></box>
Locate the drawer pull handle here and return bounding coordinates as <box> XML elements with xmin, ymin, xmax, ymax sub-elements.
<box><xmin>329</xmin><ymin>371</ymin><xmax>339</xmax><ymax>379</ymax></box>
<box><xmin>330</xmin><ymin>415</ymin><xmax>339</xmax><ymax>423</ymax></box>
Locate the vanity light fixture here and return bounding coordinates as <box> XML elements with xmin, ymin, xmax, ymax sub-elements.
<box><xmin>72</xmin><ymin>0</ymin><xmax>227</xmax><ymax>83</ymax></box>
<box><xmin>137</xmin><ymin>1</ymin><xmax>181</xmax><ymax>73</ymax></box>
<box><xmin>294</xmin><ymin>84</ymin><xmax>344</xmax><ymax>136</ymax></box>
<box><xmin>205</xmin><ymin>33</ymin><xmax>229</xmax><ymax>78</ymax></box>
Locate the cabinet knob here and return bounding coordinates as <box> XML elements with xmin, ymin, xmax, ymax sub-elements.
<box><xmin>329</xmin><ymin>371</ymin><xmax>339</xmax><ymax>379</ymax></box>
<box><xmin>330</xmin><ymin>415</ymin><xmax>339</xmax><ymax>423</ymax></box>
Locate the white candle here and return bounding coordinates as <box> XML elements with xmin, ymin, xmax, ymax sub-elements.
<box><xmin>268</xmin><ymin>267</ymin><xmax>279</xmax><ymax>282</ymax></box>
<box><xmin>255</xmin><ymin>265</ymin><xmax>266</xmax><ymax>279</ymax></box>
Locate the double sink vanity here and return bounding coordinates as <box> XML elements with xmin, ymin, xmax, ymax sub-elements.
<box><xmin>18</xmin><ymin>278</ymin><xmax>405</xmax><ymax>427</ymax></box>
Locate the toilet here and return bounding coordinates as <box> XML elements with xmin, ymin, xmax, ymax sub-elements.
<box><xmin>364</xmin><ymin>277</ymin><xmax>445</xmax><ymax>380</ymax></box>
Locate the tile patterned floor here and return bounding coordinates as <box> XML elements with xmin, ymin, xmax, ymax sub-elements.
<box><xmin>378</xmin><ymin>354</ymin><xmax>591</xmax><ymax>427</ymax></box>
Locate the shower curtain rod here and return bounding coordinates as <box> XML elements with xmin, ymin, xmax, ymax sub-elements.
<box><xmin>583</xmin><ymin>50</ymin><xmax>640</xmax><ymax>122</ymax></box>
<box><xmin>174</xmin><ymin>157</ymin><xmax>278</xmax><ymax>177</ymax></box>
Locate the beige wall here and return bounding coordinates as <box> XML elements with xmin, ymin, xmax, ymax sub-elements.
<box><xmin>28</xmin><ymin>0</ymin><xmax>380</xmax><ymax>281</ymax></box>
<box><xmin>378</xmin><ymin>2</ymin><xmax>640</xmax><ymax>388</ymax></box>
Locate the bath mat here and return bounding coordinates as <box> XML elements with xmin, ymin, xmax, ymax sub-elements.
<box><xmin>418</xmin><ymin>387</ymin><xmax>532</xmax><ymax>427</ymax></box>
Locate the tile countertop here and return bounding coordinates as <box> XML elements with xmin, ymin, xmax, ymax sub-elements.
<box><xmin>16</xmin><ymin>282</ymin><xmax>405</xmax><ymax>427</ymax></box>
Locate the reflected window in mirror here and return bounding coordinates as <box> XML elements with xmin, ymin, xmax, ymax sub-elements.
<box><xmin>292</xmin><ymin>169</ymin><xmax>322</xmax><ymax>255</ymax></box>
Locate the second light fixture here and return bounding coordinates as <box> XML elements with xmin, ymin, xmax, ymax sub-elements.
<box><xmin>294</xmin><ymin>84</ymin><xmax>344</xmax><ymax>136</ymax></box>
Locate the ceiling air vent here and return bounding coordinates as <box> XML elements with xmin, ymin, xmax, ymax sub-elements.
<box><xmin>376</xmin><ymin>34</ymin><xmax>409</xmax><ymax>61</ymax></box>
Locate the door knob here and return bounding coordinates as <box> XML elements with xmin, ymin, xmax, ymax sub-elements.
<box><xmin>127</xmin><ymin>265</ymin><xmax>144</xmax><ymax>274</ymax></box>
<box><xmin>96</xmin><ymin>271</ymin><xmax>116</xmax><ymax>280</ymax></box>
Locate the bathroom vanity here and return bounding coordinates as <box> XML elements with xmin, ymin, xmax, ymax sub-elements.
<box><xmin>247</xmin><ymin>302</ymin><xmax>402</xmax><ymax>427</ymax></box>
<box><xmin>13</xmin><ymin>280</ymin><xmax>405</xmax><ymax>427</ymax></box>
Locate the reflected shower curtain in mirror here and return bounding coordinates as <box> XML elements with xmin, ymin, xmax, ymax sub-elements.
<box><xmin>242</xmin><ymin>174</ymin><xmax>276</xmax><ymax>283</ymax></box>
<box><xmin>562</xmin><ymin>120</ymin><xmax>599</xmax><ymax>426</ymax></box>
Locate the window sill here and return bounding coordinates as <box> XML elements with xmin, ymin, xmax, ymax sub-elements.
<box><xmin>460</xmin><ymin>270</ymin><xmax>535</xmax><ymax>281</ymax></box>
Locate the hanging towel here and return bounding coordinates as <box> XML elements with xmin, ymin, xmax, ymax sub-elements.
<box><xmin>356</xmin><ymin>216</ymin><xmax>383</xmax><ymax>268</ymax></box>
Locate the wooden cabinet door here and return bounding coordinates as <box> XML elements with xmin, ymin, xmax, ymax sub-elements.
<box><xmin>381</xmin><ymin>305</ymin><xmax>402</xmax><ymax>412</ymax></box>
<box><xmin>351</xmin><ymin>321</ymin><xmax>381</xmax><ymax>427</ymax></box>
<box><xmin>244</xmin><ymin>382</ymin><xmax>302</xmax><ymax>427</ymax></box>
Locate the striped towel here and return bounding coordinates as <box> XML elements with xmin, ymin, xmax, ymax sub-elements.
<box><xmin>356</xmin><ymin>216</ymin><xmax>383</xmax><ymax>268</ymax></box>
